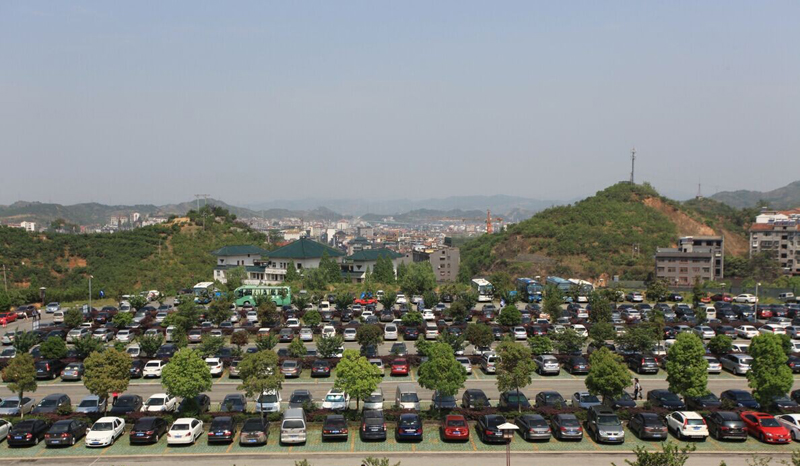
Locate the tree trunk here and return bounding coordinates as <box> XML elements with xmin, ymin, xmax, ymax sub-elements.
<box><xmin>18</xmin><ymin>390</ymin><xmax>24</xmax><ymax>419</ymax></box>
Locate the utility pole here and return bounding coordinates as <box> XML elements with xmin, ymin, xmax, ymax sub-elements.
<box><xmin>194</xmin><ymin>194</ymin><xmax>210</xmax><ymax>229</ymax></box>
<box><xmin>2</xmin><ymin>264</ymin><xmax>6</xmax><ymax>293</ymax></box>
<box><xmin>630</xmin><ymin>147</ymin><xmax>636</xmax><ymax>184</ymax></box>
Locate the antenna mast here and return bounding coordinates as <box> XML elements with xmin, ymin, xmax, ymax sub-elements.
<box><xmin>629</xmin><ymin>147</ymin><xmax>636</xmax><ymax>184</ymax></box>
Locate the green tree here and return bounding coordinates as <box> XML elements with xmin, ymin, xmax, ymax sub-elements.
<box><xmin>496</xmin><ymin>305</ymin><xmax>522</xmax><ymax>326</ymax></box>
<box><xmin>552</xmin><ymin>328</ymin><xmax>586</xmax><ymax>354</ymax></box>
<box><xmin>417</xmin><ymin>342</ymin><xmax>467</xmax><ymax>398</ymax></box>
<box><xmin>396</xmin><ymin>261</ymin><xmax>408</xmax><ymax>282</ymax></box>
<box><xmin>437</xmin><ymin>331</ymin><xmax>466</xmax><ymax>355</ymax></box>
<box><xmin>288</xmin><ymin>337</ymin><xmax>307</xmax><ymax>358</ymax></box>
<box><xmin>12</xmin><ymin>331</ymin><xmax>39</xmax><ymax>354</ymax></box>
<box><xmin>446</xmin><ymin>300</ymin><xmax>470</xmax><ymax>322</ymax></box>
<box><xmin>707</xmin><ymin>335</ymin><xmax>732</xmax><ymax>356</ymax></box>
<box><xmin>198</xmin><ymin>335</ymin><xmax>225</xmax><ymax>358</ymax></box>
<box><xmin>527</xmin><ymin>336</ymin><xmax>553</xmax><ymax>356</ymax></box>
<box><xmin>400</xmin><ymin>262</ymin><xmax>436</xmax><ymax>296</ymax></box>
<box><xmin>137</xmin><ymin>333</ymin><xmax>164</xmax><ymax>358</ymax></box>
<box><xmin>613</xmin><ymin>442</ymin><xmax>695</xmax><ymax>466</ymax></box>
<box><xmin>645</xmin><ymin>279</ymin><xmax>669</xmax><ymax>302</ymax></box>
<box><xmin>465</xmin><ymin>323</ymin><xmax>493</xmax><ymax>349</ymax></box>
<box><xmin>84</xmin><ymin>349</ymin><xmax>131</xmax><ymax>414</ymax></box>
<box><xmin>495</xmin><ymin>340</ymin><xmax>536</xmax><ymax>411</ymax></box>
<box><xmin>318</xmin><ymin>335</ymin><xmax>344</xmax><ymax>358</ymax></box>
<box><xmin>542</xmin><ymin>285</ymin><xmax>563</xmax><ymax>322</ymax></box>
<box><xmin>748</xmin><ymin>334</ymin><xmax>794</xmax><ymax>408</ymax></box>
<box><xmin>230</xmin><ymin>330</ymin><xmax>249</xmax><ymax>354</ymax></box>
<box><xmin>64</xmin><ymin>308</ymin><xmax>84</xmax><ymax>329</ymax></box>
<box><xmin>73</xmin><ymin>335</ymin><xmax>105</xmax><ymax>359</ymax></box>
<box><xmin>334</xmin><ymin>349</ymin><xmax>382</xmax><ymax>410</ymax></box>
<box><xmin>285</xmin><ymin>260</ymin><xmax>300</xmax><ymax>282</ymax></box>
<box><xmin>225</xmin><ymin>266</ymin><xmax>247</xmax><ymax>292</ymax></box>
<box><xmin>237</xmin><ymin>349</ymin><xmax>284</xmax><ymax>421</ymax></box>
<box><xmin>40</xmin><ymin>336</ymin><xmax>68</xmax><ymax>360</ymax></box>
<box><xmin>255</xmin><ymin>334</ymin><xmax>279</xmax><ymax>351</ymax></box>
<box><xmin>303</xmin><ymin>309</ymin><xmax>321</xmax><ymax>327</ymax></box>
<box><xmin>692</xmin><ymin>278</ymin><xmax>706</xmax><ymax>305</ymax></box>
<box><xmin>356</xmin><ymin>324</ymin><xmax>383</xmax><ymax>348</ymax></box>
<box><xmin>401</xmin><ymin>311</ymin><xmax>423</xmax><ymax>327</ymax></box>
<box><xmin>585</xmin><ymin>347</ymin><xmax>632</xmax><ymax>402</ymax></box>
<box><xmin>334</xmin><ymin>292</ymin><xmax>354</xmax><ymax>312</ymax></box>
<box><xmin>458</xmin><ymin>290</ymin><xmax>479</xmax><ymax>313</ymax></box>
<box><xmin>615</xmin><ymin>325</ymin><xmax>657</xmax><ymax>354</ymax></box>
<box><xmin>112</xmin><ymin>311</ymin><xmax>133</xmax><ymax>328</ymax></box>
<box><xmin>588</xmin><ymin>292</ymin><xmax>612</xmax><ymax>323</ymax></box>
<box><xmin>161</xmin><ymin>348</ymin><xmax>212</xmax><ymax>413</ymax></box>
<box><xmin>378</xmin><ymin>292</ymin><xmax>396</xmax><ymax>312</ymax></box>
<box><xmin>319</xmin><ymin>251</ymin><xmax>343</xmax><ymax>284</ymax></box>
<box><xmin>373</xmin><ymin>255</ymin><xmax>396</xmax><ymax>284</ymax></box>
<box><xmin>207</xmin><ymin>299</ymin><xmax>232</xmax><ymax>327</ymax></box>
<box><xmin>4</xmin><ymin>353</ymin><xmax>37</xmax><ymax>419</ymax></box>
<box><xmin>257</xmin><ymin>299</ymin><xmax>280</xmax><ymax>327</ymax></box>
<box><xmin>422</xmin><ymin>290</ymin><xmax>438</xmax><ymax>309</ymax></box>
<box><xmin>665</xmin><ymin>333</ymin><xmax>708</xmax><ymax>397</ymax></box>
<box><xmin>589</xmin><ymin>322</ymin><xmax>615</xmax><ymax>343</ymax></box>
<box><xmin>292</xmin><ymin>294</ymin><xmax>310</xmax><ymax>312</ymax></box>
<box><xmin>128</xmin><ymin>295</ymin><xmax>147</xmax><ymax>311</ymax></box>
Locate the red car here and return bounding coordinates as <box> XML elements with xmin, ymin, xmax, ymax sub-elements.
<box><xmin>757</xmin><ymin>308</ymin><xmax>773</xmax><ymax>319</ymax></box>
<box><xmin>740</xmin><ymin>411</ymin><xmax>791</xmax><ymax>444</ymax></box>
<box><xmin>440</xmin><ymin>415</ymin><xmax>470</xmax><ymax>441</ymax></box>
<box><xmin>354</xmin><ymin>294</ymin><xmax>377</xmax><ymax>306</ymax></box>
<box><xmin>711</xmin><ymin>294</ymin><xmax>733</xmax><ymax>302</ymax></box>
<box><xmin>0</xmin><ymin>312</ymin><xmax>17</xmax><ymax>325</ymax></box>
<box><xmin>390</xmin><ymin>359</ymin><xmax>410</xmax><ymax>376</ymax></box>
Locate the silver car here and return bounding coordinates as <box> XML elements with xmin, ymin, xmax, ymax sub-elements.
<box><xmin>455</xmin><ymin>357</ymin><xmax>472</xmax><ymax>375</ymax></box>
<box><xmin>534</xmin><ymin>355</ymin><xmax>561</xmax><ymax>375</ymax></box>
<box><xmin>720</xmin><ymin>354</ymin><xmax>753</xmax><ymax>375</ymax></box>
<box><xmin>75</xmin><ymin>395</ymin><xmax>107</xmax><ymax>414</ymax></box>
<box><xmin>0</xmin><ymin>396</ymin><xmax>35</xmax><ymax>416</ymax></box>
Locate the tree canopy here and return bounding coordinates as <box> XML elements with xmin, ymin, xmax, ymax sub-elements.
<box><xmin>334</xmin><ymin>349</ymin><xmax>382</xmax><ymax>410</ymax></box>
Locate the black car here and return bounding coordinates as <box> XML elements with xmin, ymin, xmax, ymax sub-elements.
<box><xmin>390</xmin><ymin>342</ymin><xmax>408</xmax><ymax>356</ymax></box>
<box><xmin>239</xmin><ymin>417</ymin><xmax>269</xmax><ymax>446</ymax></box>
<box><xmin>221</xmin><ymin>394</ymin><xmax>247</xmax><ymax>413</ymax></box>
<box><xmin>155</xmin><ymin>344</ymin><xmax>177</xmax><ymax>359</ymax></box>
<box><xmin>551</xmin><ymin>413</ymin><xmax>583</xmax><ymax>441</ymax></box>
<box><xmin>565</xmin><ymin>355</ymin><xmax>590</xmax><ymax>375</ymax></box>
<box><xmin>667</xmin><ymin>293</ymin><xmax>684</xmax><ymax>302</ymax></box>
<box><xmin>360</xmin><ymin>409</ymin><xmax>387</xmax><ymax>441</ymax></box>
<box><xmin>491</xmin><ymin>326</ymin><xmax>503</xmax><ymax>340</ymax></box>
<box><xmin>432</xmin><ymin>391</ymin><xmax>458</xmax><ymax>409</ymax></box>
<box><xmin>32</xmin><ymin>393</ymin><xmax>71</xmax><ymax>414</ymax></box>
<box><xmin>130</xmin><ymin>360</ymin><xmax>144</xmax><ymax>379</ymax></box>
<box><xmin>44</xmin><ymin>419</ymin><xmax>88</xmax><ymax>447</ymax></box>
<box><xmin>770</xmin><ymin>395</ymin><xmax>799</xmax><ymax>411</ymax></box>
<box><xmin>208</xmin><ymin>416</ymin><xmax>236</xmax><ymax>444</ymax></box>
<box><xmin>130</xmin><ymin>417</ymin><xmax>169</xmax><ymax>444</ymax></box>
<box><xmin>627</xmin><ymin>353</ymin><xmax>659</xmax><ymax>374</ymax></box>
<box><xmin>109</xmin><ymin>394</ymin><xmax>143</xmax><ymax>416</ymax></box>
<box><xmin>288</xmin><ymin>390</ymin><xmax>313</xmax><ymax>409</ymax></box>
<box><xmin>720</xmin><ymin>389</ymin><xmax>760</xmax><ymax>409</ymax></box>
<box><xmin>8</xmin><ymin>419</ymin><xmax>50</xmax><ymax>446</ymax></box>
<box><xmin>628</xmin><ymin>413</ymin><xmax>668</xmax><ymax>440</ymax></box>
<box><xmin>477</xmin><ymin>415</ymin><xmax>508</xmax><ymax>444</ymax></box>
<box><xmin>705</xmin><ymin>411</ymin><xmax>748</xmax><ymax>441</ymax></box>
<box><xmin>686</xmin><ymin>393</ymin><xmax>722</xmax><ymax>410</ymax></box>
<box><xmin>516</xmin><ymin>414</ymin><xmax>551</xmax><ymax>441</ymax></box>
<box><xmin>716</xmin><ymin>325</ymin><xmax>737</xmax><ymax>337</ymax></box>
<box><xmin>178</xmin><ymin>394</ymin><xmax>211</xmax><ymax>413</ymax></box>
<box><xmin>535</xmin><ymin>391</ymin><xmax>565</xmax><ymax>408</ymax></box>
<box><xmin>646</xmin><ymin>390</ymin><xmax>685</xmax><ymax>410</ymax></box>
<box><xmin>603</xmin><ymin>392</ymin><xmax>636</xmax><ymax>409</ymax></box>
<box><xmin>499</xmin><ymin>390</ymin><xmax>531</xmax><ymax>410</ymax></box>
<box><xmin>311</xmin><ymin>360</ymin><xmax>332</xmax><ymax>378</ymax></box>
<box><xmin>35</xmin><ymin>359</ymin><xmax>67</xmax><ymax>380</ymax></box>
<box><xmin>322</xmin><ymin>414</ymin><xmax>349</xmax><ymax>441</ymax></box>
<box><xmin>788</xmin><ymin>355</ymin><xmax>800</xmax><ymax>373</ymax></box>
<box><xmin>462</xmin><ymin>389</ymin><xmax>491</xmax><ymax>409</ymax></box>
<box><xmin>403</xmin><ymin>327</ymin><xmax>419</xmax><ymax>340</ymax></box>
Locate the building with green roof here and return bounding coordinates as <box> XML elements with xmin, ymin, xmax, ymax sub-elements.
<box><xmin>342</xmin><ymin>248</ymin><xmax>407</xmax><ymax>283</ymax></box>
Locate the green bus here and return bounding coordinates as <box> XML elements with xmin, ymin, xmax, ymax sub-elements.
<box><xmin>233</xmin><ymin>285</ymin><xmax>292</xmax><ymax>307</ymax></box>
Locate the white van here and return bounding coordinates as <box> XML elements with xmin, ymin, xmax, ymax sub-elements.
<box><xmin>703</xmin><ymin>306</ymin><xmax>717</xmax><ymax>320</ymax></box>
<box><xmin>165</xmin><ymin>326</ymin><xmax>175</xmax><ymax>343</ymax></box>
<box><xmin>481</xmin><ymin>352</ymin><xmax>499</xmax><ymax>374</ymax></box>
<box><xmin>424</xmin><ymin>322</ymin><xmax>439</xmax><ymax>340</ymax></box>
<box><xmin>395</xmin><ymin>384</ymin><xmax>420</xmax><ymax>410</ymax></box>
<box><xmin>280</xmin><ymin>408</ymin><xmax>307</xmax><ymax>444</ymax></box>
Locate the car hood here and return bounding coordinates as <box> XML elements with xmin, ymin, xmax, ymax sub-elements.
<box><xmin>86</xmin><ymin>431</ymin><xmax>113</xmax><ymax>442</ymax></box>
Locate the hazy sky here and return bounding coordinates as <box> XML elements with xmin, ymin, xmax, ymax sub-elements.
<box><xmin>1</xmin><ymin>1</ymin><xmax>798</xmax><ymax>206</ymax></box>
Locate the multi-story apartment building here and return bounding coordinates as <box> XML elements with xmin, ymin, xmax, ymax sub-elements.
<box><xmin>654</xmin><ymin>235</ymin><xmax>724</xmax><ymax>285</ymax></box>
<box><xmin>749</xmin><ymin>209</ymin><xmax>800</xmax><ymax>275</ymax></box>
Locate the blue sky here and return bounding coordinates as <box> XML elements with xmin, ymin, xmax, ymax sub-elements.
<box><xmin>1</xmin><ymin>1</ymin><xmax>798</xmax><ymax>206</ymax></box>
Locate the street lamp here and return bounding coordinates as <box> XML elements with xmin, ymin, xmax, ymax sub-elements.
<box><xmin>756</xmin><ymin>282</ymin><xmax>761</xmax><ymax>315</ymax></box>
<box><xmin>88</xmin><ymin>275</ymin><xmax>94</xmax><ymax>311</ymax></box>
<box><xmin>498</xmin><ymin>422</ymin><xmax>519</xmax><ymax>466</ymax></box>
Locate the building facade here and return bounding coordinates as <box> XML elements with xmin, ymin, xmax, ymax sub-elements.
<box><xmin>750</xmin><ymin>211</ymin><xmax>800</xmax><ymax>275</ymax></box>
<box><xmin>654</xmin><ymin>235</ymin><xmax>724</xmax><ymax>285</ymax></box>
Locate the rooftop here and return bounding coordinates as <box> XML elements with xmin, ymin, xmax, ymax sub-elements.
<box><xmin>211</xmin><ymin>245</ymin><xmax>269</xmax><ymax>256</ymax></box>
<box><xmin>345</xmin><ymin>248</ymin><xmax>403</xmax><ymax>262</ymax></box>
<box><xmin>266</xmin><ymin>237</ymin><xmax>345</xmax><ymax>259</ymax></box>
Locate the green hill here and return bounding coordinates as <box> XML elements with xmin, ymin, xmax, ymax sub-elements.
<box><xmin>710</xmin><ymin>180</ymin><xmax>800</xmax><ymax>209</ymax></box>
<box><xmin>0</xmin><ymin>207</ymin><xmax>269</xmax><ymax>305</ymax></box>
<box><xmin>458</xmin><ymin>183</ymin><xmax>752</xmax><ymax>282</ymax></box>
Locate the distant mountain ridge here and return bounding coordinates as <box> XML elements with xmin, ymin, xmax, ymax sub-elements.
<box><xmin>710</xmin><ymin>180</ymin><xmax>800</xmax><ymax>209</ymax></box>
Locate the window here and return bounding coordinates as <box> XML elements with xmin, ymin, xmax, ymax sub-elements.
<box><xmin>679</xmin><ymin>267</ymin><xmax>688</xmax><ymax>273</ymax></box>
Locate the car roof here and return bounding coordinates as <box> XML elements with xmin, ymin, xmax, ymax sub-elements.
<box><xmin>96</xmin><ymin>416</ymin><xmax>122</xmax><ymax>422</ymax></box>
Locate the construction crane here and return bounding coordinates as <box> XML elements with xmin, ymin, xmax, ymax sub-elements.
<box><xmin>486</xmin><ymin>210</ymin><xmax>505</xmax><ymax>234</ymax></box>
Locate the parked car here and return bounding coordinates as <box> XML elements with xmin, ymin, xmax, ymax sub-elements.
<box><xmin>647</xmin><ymin>390</ymin><xmax>686</xmax><ymax>410</ymax></box>
<box><xmin>167</xmin><ymin>418</ymin><xmax>204</xmax><ymax>445</ymax></box>
<box><xmin>320</xmin><ymin>414</ymin><xmax>349</xmax><ymax>441</ymax></box>
<box><xmin>178</xmin><ymin>394</ymin><xmax>211</xmax><ymax>414</ymax></box>
<box><xmin>322</xmin><ymin>389</ymin><xmax>350</xmax><ymax>411</ymax></box>
<box><xmin>76</xmin><ymin>395</ymin><xmax>107</xmax><ymax>414</ymax></box>
<box><xmin>360</xmin><ymin>409</ymin><xmax>387</xmax><ymax>441</ymax></box>
<box><xmin>535</xmin><ymin>391</ymin><xmax>566</xmax><ymax>408</ymax></box>
<box><xmin>208</xmin><ymin>416</ymin><xmax>237</xmax><ymax>444</ymax></box>
<box><xmin>431</xmin><ymin>391</ymin><xmax>458</xmax><ymax>410</ymax></box>
<box><xmin>32</xmin><ymin>393</ymin><xmax>70</xmax><ymax>415</ymax></box>
<box><xmin>534</xmin><ymin>355</ymin><xmax>561</xmax><ymax>375</ymax></box>
<box><xmin>143</xmin><ymin>393</ymin><xmax>178</xmax><ymax>413</ymax></box>
<box><xmin>665</xmin><ymin>411</ymin><xmax>708</xmax><ymax>441</ymax></box>
<box><xmin>0</xmin><ymin>396</ymin><xmax>35</xmax><ymax>416</ymax></box>
<box><xmin>281</xmin><ymin>360</ymin><xmax>301</xmax><ymax>378</ymax></box>
<box><xmin>462</xmin><ymin>389</ymin><xmax>491</xmax><ymax>409</ymax></box>
<box><xmin>143</xmin><ymin>360</ymin><xmax>166</xmax><ymax>378</ymax></box>
<box><xmin>45</xmin><ymin>419</ymin><xmax>88</xmax><ymax>447</ymax></box>
<box><xmin>60</xmin><ymin>362</ymin><xmax>85</xmax><ymax>381</ymax></box>
<box><xmin>571</xmin><ymin>391</ymin><xmax>602</xmax><ymax>409</ymax></box>
<box><xmin>288</xmin><ymin>390</ymin><xmax>313</xmax><ymax>409</ymax></box>
<box><xmin>551</xmin><ymin>413</ymin><xmax>583</xmax><ymax>441</ymax></box>
<box><xmin>720</xmin><ymin>389</ymin><xmax>761</xmax><ymax>409</ymax></box>
<box><xmin>130</xmin><ymin>417</ymin><xmax>169</xmax><ymax>444</ymax></box>
<box><xmin>686</xmin><ymin>393</ymin><xmax>722</xmax><ymax>410</ymax></box>
<box><xmin>586</xmin><ymin>406</ymin><xmax>624</xmax><ymax>443</ymax></box>
<box><xmin>515</xmin><ymin>414</ymin><xmax>551</xmax><ymax>441</ymax></box>
<box><xmin>220</xmin><ymin>394</ymin><xmax>247</xmax><ymax>413</ymax></box>
<box><xmin>499</xmin><ymin>390</ymin><xmax>531</xmax><ymax>410</ymax></box>
<box><xmin>85</xmin><ymin>417</ymin><xmax>125</xmax><ymax>447</ymax></box>
<box><xmin>629</xmin><ymin>412</ymin><xmax>668</xmax><ymax>440</ymax></box>
<box><xmin>720</xmin><ymin>354</ymin><xmax>753</xmax><ymax>375</ymax></box>
<box><xmin>740</xmin><ymin>411</ymin><xmax>791</xmax><ymax>443</ymax></box>
<box><xmin>7</xmin><ymin>419</ymin><xmax>50</xmax><ymax>447</ymax></box>
<box><xmin>564</xmin><ymin>355</ymin><xmax>590</xmax><ymax>374</ymax></box>
<box><xmin>627</xmin><ymin>353</ymin><xmax>659</xmax><ymax>374</ymax></box>
<box><xmin>36</xmin><ymin>359</ymin><xmax>67</xmax><ymax>380</ymax></box>
<box><xmin>395</xmin><ymin>413</ymin><xmax>423</xmax><ymax>442</ymax></box>
<box><xmin>705</xmin><ymin>411</ymin><xmax>748</xmax><ymax>441</ymax></box>
<box><xmin>776</xmin><ymin>414</ymin><xmax>800</xmax><ymax>442</ymax></box>
<box><xmin>109</xmin><ymin>394</ymin><xmax>143</xmax><ymax>416</ymax></box>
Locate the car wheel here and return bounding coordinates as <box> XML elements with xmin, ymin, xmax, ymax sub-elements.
<box><xmin>34</xmin><ymin>437</ymin><xmax>39</xmax><ymax>445</ymax></box>
<box><xmin>792</xmin><ymin>430</ymin><xmax>797</xmax><ymax>442</ymax></box>
<box><xmin>760</xmin><ymin>433</ymin><xmax>766</xmax><ymax>443</ymax></box>
<box><xmin>155</xmin><ymin>434</ymin><xmax>159</xmax><ymax>442</ymax></box>
<box><xmin>71</xmin><ymin>436</ymin><xmax>76</xmax><ymax>445</ymax></box>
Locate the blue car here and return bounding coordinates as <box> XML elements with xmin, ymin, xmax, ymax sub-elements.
<box><xmin>395</xmin><ymin>413</ymin><xmax>423</xmax><ymax>442</ymax></box>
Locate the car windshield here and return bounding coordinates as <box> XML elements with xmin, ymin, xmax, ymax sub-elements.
<box><xmin>290</xmin><ymin>394</ymin><xmax>310</xmax><ymax>403</ymax></box>
<box><xmin>561</xmin><ymin>418</ymin><xmax>580</xmax><ymax>427</ymax></box>
<box><xmin>325</xmin><ymin>395</ymin><xmax>344</xmax><ymax>402</ymax></box>
<box><xmin>486</xmin><ymin>417</ymin><xmax>504</xmax><ymax>428</ymax></box>
<box><xmin>581</xmin><ymin>394</ymin><xmax>600</xmax><ymax>402</ymax></box>
<box><xmin>400</xmin><ymin>393</ymin><xmax>419</xmax><ymax>402</ymax></box>
<box><xmin>258</xmin><ymin>394</ymin><xmax>278</xmax><ymax>403</ymax></box>
<box><xmin>171</xmin><ymin>424</ymin><xmax>190</xmax><ymax>431</ymax></box>
<box><xmin>598</xmin><ymin>415</ymin><xmax>621</xmax><ymax>425</ymax></box>
<box><xmin>283</xmin><ymin>420</ymin><xmax>304</xmax><ymax>429</ymax></box>
<box><xmin>399</xmin><ymin>417</ymin><xmax>419</xmax><ymax>427</ymax></box>
<box><xmin>79</xmin><ymin>400</ymin><xmax>98</xmax><ymax>407</ymax></box>
<box><xmin>0</xmin><ymin>400</ymin><xmax>18</xmax><ymax>407</ymax></box>
<box><xmin>116</xmin><ymin>398</ymin><xmax>136</xmax><ymax>407</ymax></box>
<box><xmin>505</xmin><ymin>394</ymin><xmax>527</xmax><ymax>403</ymax></box>
<box><xmin>448</xmin><ymin>419</ymin><xmax>466</xmax><ymax>427</ymax></box>
<box><xmin>661</xmin><ymin>393</ymin><xmax>680</xmax><ymax>401</ymax></box>
<box><xmin>147</xmin><ymin>398</ymin><xmax>165</xmax><ymax>406</ymax></box>
<box><xmin>49</xmin><ymin>423</ymin><xmax>71</xmax><ymax>433</ymax></box>
<box><xmin>92</xmin><ymin>422</ymin><xmax>114</xmax><ymax>431</ymax></box>
<box><xmin>686</xmin><ymin>419</ymin><xmax>704</xmax><ymax>426</ymax></box>
<box><xmin>544</xmin><ymin>394</ymin><xmax>562</xmax><ymax>402</ymax></box>
<box><xmin>243</xmin><ymin>419</ymin><xmax>264</xmax><ymax>430</ymax></box>
<box><xmin>39</xmin><ymin>399</ymin><xmax>58</xmax><ymax>407</ymax></box>
<box><xmin>366</xmin><ymin>394</ymin><xmax>383</xmax><ymax>403</ymax></box>
<box><xmin>761</xmin><ymin>418</ymin><xmax>780</xmax><ymax>427</ymax></box>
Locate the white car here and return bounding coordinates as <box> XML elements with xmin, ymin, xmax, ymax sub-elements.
<box><xmin>384</xmin><ymin>324</ymin><xmax>398</xmax><ymax>341</ymax></box>
<box><xmin>52</xmin><ymin>311</ymin><xmax>64</xmax><ymax>324</ymax></box>
<box><xmin>246</xmin><ymin>310</ymin><xmax>259</xmax><ymax>323</ymax></box>
<box><xmin>319</xmin><ymin>301</ymin><xmax>331</xmax><ymax>312</ymax></box>
<box><xmin>343</xmin><ymin>328</ymin><xmax>357</xmax><ymax>342</ymax></box>
<box><xmin>665</xmin><ymin>411</ymin><xmax>708</xmax><ymax>440</ymax></box>
<box><xmin>513</xmin><ymin>327</ymin><xmax>527</xmax><ymax>340</ymax></box>
<box><xmin>777</xmin><ymin>414</ymin><xmax>800</xmax><ymax>441</ymax></box>
<box><xmin>0</xmin><ymin>419</ymin><xmax>10</xmax><ymax>442</ymax></box>
<box><xmin>395</xmin><ymin>294</ymin><xmax>408</xmax><ymax>305</ymax></box>
<box><xmin>285</xmin><ymin>318</ymin><xmax>300</xmax><ymax>328</ymax></box>
<box><xmin>143</xmin><ymin>393</ymin><xmax>178</xmax><ymax>413</ymax></box>
<box><xmin>456</xmin><ymin>356</ymin><xmax>473</xmax><ymax>374</ymax></box>
<box><xmin>421</xmin><ymin>310</ymin><xmax>435</xmax><ymax>321</ymax></box>
<box><xmin>115</xmin><ymin>329</ymin><xmax>133</xmax><ymax>343</ymax></box>
<box><xmin>734</xmin><ymin>294</ymin><xmax>758</xmax><ymax>304</ymax></box>
<box><xmin>736</xmin><ymin>325</ymin><xmax>758</xmax><ymax>339</ymax></box>
<box><xmin>167</xmin><ymin>418</ymin><xmax>204</xmax><ymax>445</ymax></box>
<box><xmin>299</xmin><ymin>328</ymin><xmax>314</xmax><ymax>342</ymax></box>
<box><xmin>205</xmin><ymin>357</ymin><xmax>224</xmax><ymax>377</ymax></box>
<box><xmin>321</xmin><ymin>325</ymin><xmax>336</xmax><ymax>338</ymax></box>
<box><xmin>155</xmin><ymin>311</ymin><xmax>168</xmax><ymax>323</ymax></box>
<box><xmin>572</xmin><ymin>324</ymin><xmax>588</xmax><ymax>338</ymax></box>
<box><xmin>321</xmin><ymin>389</ymin><xmax>350</xmax><ymax>411</ymax></box>
<box><xmin>85</xmin><ymin>417</ymin><xmax>125</xmax><ymax>447</ymax></box>
<box><xmin>143</xmin><ymin>328</ymin><xmax>161</xmax><ymax>338</ymax></box>
<box><xmin>361</xmin><ymin>310</ymin><xmax>374</xmax><ymax>319</ymax></box>
<box><xmin>143</xmin><ymin>360</ymin><xmax>166</xmax><ymax>378</ymax></box>
<box><xmin>759</xmin><ymin>324</ymin><xmax>786</xmax><ymax>335</ymax></box>
<box><xmin>704</xmin><ymin>356</ymin><xmax>722</xmax><ymax>374</ymax></box>
<box><xmin>126</xmin><ymin>346</ymin><xmax>141</xmax><ymax>358</ymax></box>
